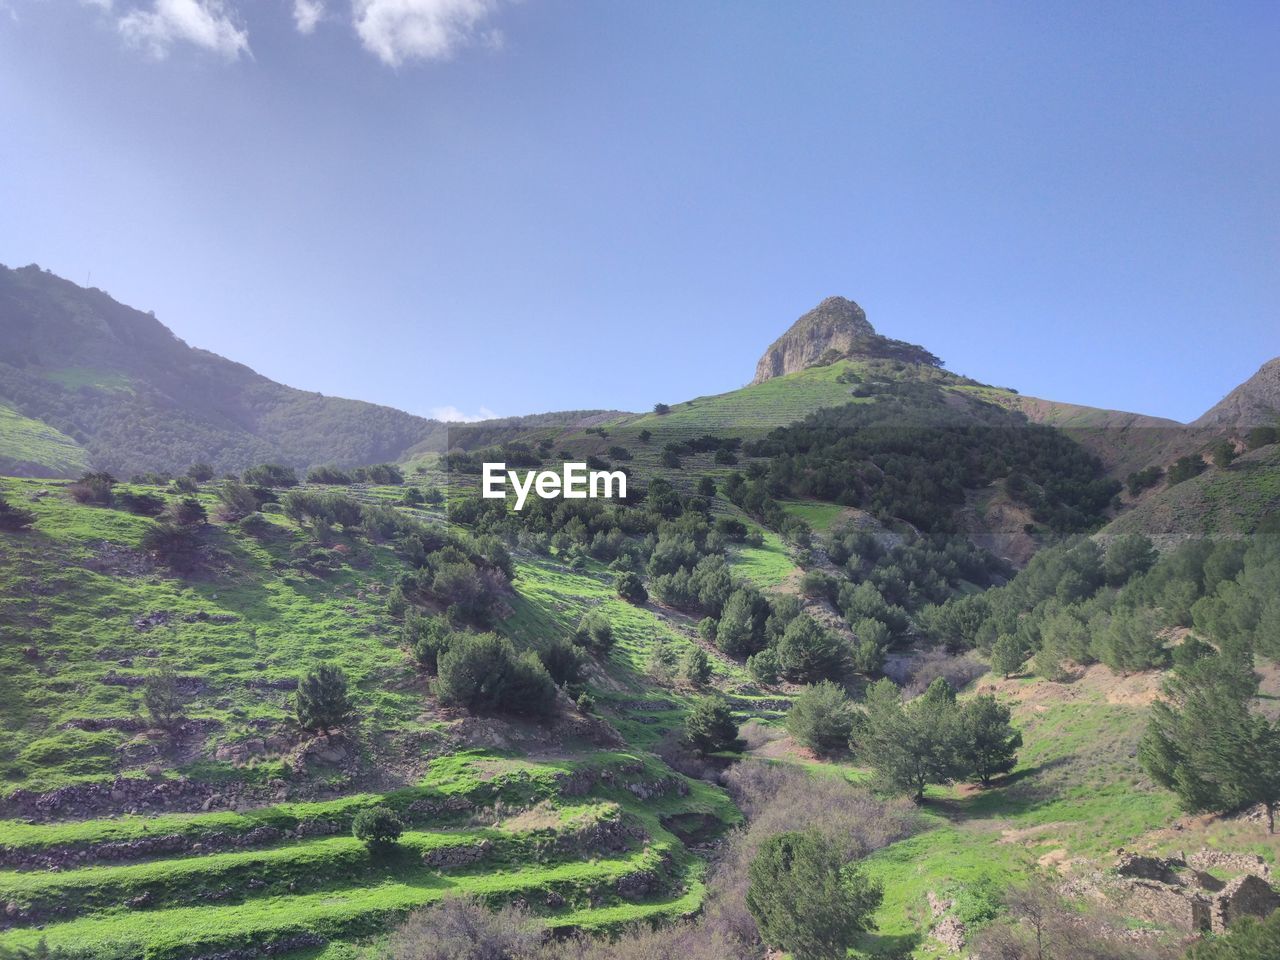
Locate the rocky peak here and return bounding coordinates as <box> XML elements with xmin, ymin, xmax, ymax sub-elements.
<box><xmin>1192</xmin><ymin>357</ymin><xmax>1280</xmax><ymax>428</ymax></box>
<box><xmin>752</xmin><ymin>297</ymin><xmax>940</xmax><ymax>384</ymax></box>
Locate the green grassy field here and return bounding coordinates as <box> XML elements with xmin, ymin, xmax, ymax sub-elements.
<box><xmin>0</xmin><ymin>404</ymin><xmax>91</xmax><ymax>477</ymax></box>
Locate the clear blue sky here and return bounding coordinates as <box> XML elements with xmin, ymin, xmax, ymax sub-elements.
<box><xmin>1</xmin><ymin>1</ymin><xmax>1275</xmax><ymax>423</ymax></box>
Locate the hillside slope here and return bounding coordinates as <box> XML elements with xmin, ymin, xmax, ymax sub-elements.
<box><xmin>0</xmin><ymin>265</ymin><xmax>450</xmax><ymax>477</ymax></box>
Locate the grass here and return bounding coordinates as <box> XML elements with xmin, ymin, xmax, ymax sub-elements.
<box><xmin>0</xmin><ymin>403</ymin><xmax>91</xmax><ymax>476</ymax></box>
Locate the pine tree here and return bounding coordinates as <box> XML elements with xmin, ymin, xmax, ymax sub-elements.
<box><xmin>296</xmin><ymin>663</ymin><xmax>355</xmax><ymax>736</ymax></box>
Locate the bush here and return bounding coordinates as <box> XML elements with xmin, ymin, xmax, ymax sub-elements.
<box><xmin>679</xmin><ymin>646</ymin><xmax>712</xmax><ymax>686</ymax></box>
<box><xmin>171</xmin><ymin>475</ymin><xmax>199</xmax><ymax>494</ymax></box>
<box><xmin>352</xmin><ymin>806</ymin><xmax>403</xmax><ymax>848</ymax></box>
<box><xmin>786</xmin><ymin>681</ymin><xmax>854</xmax><ymax>755</ymax></box>
<box><xmin>0</xmin><ymin>497</ymin><xmax>36</xmax><ymax>531</ymax></box>
<box><xmin>1167</xmin><ymin>454</ymin><xmax>1207</xmax><ymax>486</ymax></box>
<box><xmin>1246</xmin><ymin>426</ymin><xmax>1278</xmax><ymax>450</ymax></box>
<box><xmin>404</xmin><ymin>612</ymin><xmax>454</xmax><ymax>674</ymax></box>
<box><xmin>169</xmin><ymin>497</ymin><xmax>207</xmax><ymax>526</ymax></box>
<box><xmin>539</xmin><ymin>636</ymin><xmax>585</xmax><ymax>686</ymax></box>
<box><xmin>774</xmin><ymin>615</ymin><xmax>845</xmax><ymax>683</ymax></box>
<box><xmin>573</xmin><ymin>611</ymin><xmax>615</xmax><ymax>653</ymax></box>
<box><xmin>747</xmin><ymin>648</ymin><xmax>780</xmax><ymax>684</ymax></box>
<box><xmin>295</xmin><ymin>663</ymin><xmax>355</xmax><ymax>735</ymax></box>
<box><xmin>684</xmin><ymin>695</ymin><xmax>741</xmax><ymax>755</ymax></box>
<box><xmin>216</xmin><ymin>480</ymin><xmax>259</xmax><ymax>522</ymax></box>
<box><xmin>68</xmin><ymin>472</ymin><xmax>115</xmax><ymax>505</ymax></box>
<box><xmin>615</xmin><ymin>571</ymin><xmax>648</xmax><ymax>604</ymax></box>
<box><xmin>117</xmin><ymin>491</ymin><xmax>165</xmax><ymax>516</ymax></box>
<box><xmin>187</xmin><ymin>462</ymin><xmax>215</xmax><ymax>483</ymax></box>
<box><xmin>436</xmin><ymin>633</ymin><xmax>557</xmax><ymax>716</ymax></box>
<box><xmin>384</xmin><ymin>895</ymin><xmax>545</xmax><ymax>960</ymax></box>
<box><xmin>141</xmin><ymin>520</ymin><xmax>201</xmax><ymax>572</ymax></box>
<box><xmin>654</xmin><ymin>402</ymin><xmax>671</xmax><ymax>415</ymax></box>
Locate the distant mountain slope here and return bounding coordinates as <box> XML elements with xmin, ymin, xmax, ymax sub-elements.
<box><xmin>1193</xmin><ymin>357</ymin><xmax>1280</xmax><ymax>428</ymax></box>
<box><xmin>0</xmin><ymin>264</ymin><xmax>450</xmax><ymax>476</ymax></box>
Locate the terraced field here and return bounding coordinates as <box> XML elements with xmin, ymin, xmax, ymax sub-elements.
<box><xmin>0</xmin><ymin>752</ymin><xmax>736</xmax><ymax>959</ymax></box>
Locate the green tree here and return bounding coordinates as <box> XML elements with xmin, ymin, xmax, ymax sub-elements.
<box><xmin>1212</xmin><ymin>439</ymin><xmax>1237</xmax><ymax>468</ymax></box>
<box><xmin>186</xmin><ymin>462</ymin><xmax>215</xmax><ymax>483</ymax></box>
<box><xmin>989</xmin><ymin>633</ymin><xmax>1025</xmax><ymax>678</ymax></box>
<box><xmin>352</xmin><ymin>806</ymin><xmax>403</xmax><ymax>848</ymax></box>
<box><xmin>851</xmin><ymin>678</ymin><xmax>967</xmax><ymax>802</ymax></box>
<box><xmin>786</xmin><ymin>681</ymin><xmax>854</xmax><ymax>755</ymax></box>
<box><xmin>1103</xmin><ymin>534</ymin><xmax>1157</xmax><ymax>587</ymax></box>
<box><xmin>850</xmin><ymin>617</ymin><xmax>889</xmax><ymax>675</ymax></box>
<box><xmin>538</xmin><ymin>636</ymin><xmax>585</xmax><ymax>686</ymax></box>
<box><xmin>960</xmin><ymin>695</ymin><xmax>1022</xmax><ymax>785</ymax></box>
<box><xmin>715</xmin><ymin>588</ymin><xmax>766</xmax><ymax>658</ymax></box>
<box><xmin>745</xmin><ymin>830</ymin><xmax>883</xmax><ymax>960</ymax></box>
<box><xmin>1167</xmin><ymin>454</ymin><xmax>1207</xmax><ymax>486</ymax></box>
<box><xmin>684</xmin><ymin>695</ymin><xmax>741</xmax><ymax>755</ymax></box>
<box><xmin>573</xmin><ymin>610</ymin><xmax>615</xmax><ymax>653</ymax></box>
<box><xmin>1140</xmin><ymin>657</ymin><xmax>1280</xmax><ymax>832</ymax></box>
<box><xmin>653</xmin><ymin>402</ymin><xmax>671</xmax><ymax>415</ymax></box>
<box><xmin>295</xmin><ymin>663</ymin><xmax>355</xmax><ymax>736</ymax></box>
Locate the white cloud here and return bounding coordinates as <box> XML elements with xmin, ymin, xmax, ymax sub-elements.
<box><xmin>351</xmin><ymin>0</ymin><xmax>500</xmax><ymax>66</ymax></box>
<box><xmin>118</xmin><ymin>0</ymin><xmax>249</xmax><ymax>60</ymax></box>
<box><xmin>431</xmin><ymin>405</ymin><xmax>498</xmax><ymax>423</ymax></box>
<box><xmin>81</xmin><ymin>0</ymin><xmax>115</xmax><ymax>11</ymax></box>
<box><xmin>292</xmin><ymin>0</ymin><xmax>324</xmax><ymax>34</ymax></box>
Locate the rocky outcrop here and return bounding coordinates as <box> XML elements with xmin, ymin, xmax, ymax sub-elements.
<box><xmin>751</xmin><ymin>296</ymin><xmax>941</xmax><ymax>384</ymax></box>
<box><xmin>1193</xmin><ymin>357</ymin><xmax>1280</xmax><ymax>428</ymax></box>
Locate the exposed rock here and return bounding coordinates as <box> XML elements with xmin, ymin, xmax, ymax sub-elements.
<box><xmin>751</xmin><ymin>296</ymin><xmax>941</xmax><ymax>384</ymax></box>
<box><xmin>1193</xmin><ymin>357</ymin><xmax>1280</xmax><ymax>428</ymax></box>
<box><xmin>932</xmin><ymin>916</ymin><xmax>967</xmax><ymax>954</ymax></box>
<box><xmin>422</xmin><ymin>840</ymin><xmax>493</xmax><ymax>869</ymax></box>
<box><xmin>616</xmin><ymin>869</ymin><xmax>661</xmax><ymax>901</ymax></box>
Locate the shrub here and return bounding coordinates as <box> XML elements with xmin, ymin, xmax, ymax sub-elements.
<box><xmin>169</xmin><ymin>497</ymin><xmax>207</xmax><ymax>526</ymax></box>
<box><xmin>141</xmin><ymin>520</ymin><xmax>201</xmax><ymax>572</ymax></box>
<box><xmin>295</xmin><ymin>663</ymin><xmax>355</xmax><ymax>735</ymax></box>
<box><xmin>384</xmin><ymin>895</ymin><xmax>544</xmax><ymax>960</ymax></box>
<box><xmin>615</xmin><ymin>571</ymin><xmax>647</xmax><ymax>604</ymax></box>
<box><xmin>539</xmin><ymin>636</ymin><xmax>585</xmax><ymax>686</ymax></box>
<box><xmin>786</xmin><ymin>681</ymin><xmax>854</xmax><ymax>755</ymax></box>
<box><xmin>187</xmin><ymin>462</ymin><xmax>215</xmax><ymax>483</ymax></box>
<box><xmin>404</xmin><ymin>611</ymin><xmax>454</xmax><ymax>674</ymax></box>
<box><xmin>352</xmin><ymin>806</ymin><xmax>403</xmax><ymax>848</ymax></box>
<box><xmin>216</xmin><ymin>480</ymin><xmax>259</xmax><ymax>522</ymax></box>
<box><xmin>0</xmin><ymin>497</ymin><xmax>36</xmax><ymax>531</ymax></box>
<box><xmin>68</xmin><ymin>472</ymin><xmax>115</xmax><ymax>505</ymax></box>
<box><xmin>747</xmin><ymin>648</ymin><xmax>780</xmax><ymax>684</ymax></box>
<box><xmin>654</xmin><ymin>402</ymin><xmax>671</xmax><ymax>415</ymax></box>
<box><xmin>1246</xmin><ymin>426</ymin><xmax>1278</xmax><ymax>450</ymax></box>
<box><xmin>118</xmin><ymin>491</ymin><xmax>166</xmax><ymax>516</ymax></box>
<box><xmin>436</xmin><ymin>633</ymin><xmax>556</xmax><ymax>716</ymax></box>
<box><xmin>573</xmin><ymin>611</ymin><xmax>615</xmax><ymax>653</ymax></box>
<box><xmin>679</xmin><ymin>646</ymin><xmax>712</xmax><ymax>686</ymax></box>
<box><xmin>171</xmin><ymin>476</ymin><xmax>199</xmax><ymax>494</ymax></box>
<box><xmin>774</xmin><ymin>615</ymin><xmax>844</xmax><ymax>683</ymax></box>
<box><xmin>684</xmin><ymin>695</ymin><xmax>741</xmax><ymax>755</ymax></box>
<box><xmin>1167</xmin><ymin>454</ymin><xmax>1206</xmax><ymax>486</ymax></box>
<box><xmin>1211</xmin><ymin>439</ymin><xmax>1237</xmax><ymax>468</ymax></box>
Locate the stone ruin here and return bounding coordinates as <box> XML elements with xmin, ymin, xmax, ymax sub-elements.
<box><xmin>1108</xmin><ymin>849</ymin><xmax>1280</xmax><ymax>934</ymax></box>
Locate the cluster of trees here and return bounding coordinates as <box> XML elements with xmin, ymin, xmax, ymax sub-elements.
<box><xmin>786</xmin><ymin>679</ymin><xmax>1021</xmax><ymax>800</ymax></box>
<box><xmin>740</xmin><ymin>381</ymin><xmax>1119</xmax><ymax>534</ymax></box>
<box><xmin>306</xmin><ymin>463</ymin><xmax>405</xmax><ymax>485</ymax></box>
<box><xmin>922</xmin><ymin>535</ymin><xmax>1280</xmax><ymax>678</ymax></box>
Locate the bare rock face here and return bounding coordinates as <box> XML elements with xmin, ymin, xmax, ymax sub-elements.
<box><xmin>751</xmin><ymin>297</ymin><xmax>942</xmax><ymax>384</ymax></box>
<box><xmin>752</xmin><ymin>297</ymin><xmax>873</xmax><ymax>384</ymax></box>
<box><xmin>1193</xmin><ymin>357</ymin><xmax>1280</xmax><ymax>428</ymax></box>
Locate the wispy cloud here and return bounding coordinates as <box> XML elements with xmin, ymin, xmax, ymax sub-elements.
<box><xmin>352</xmin><ymin>0</ymin><xmax>502</xmax><ymax>66</ymax></box>
<box><xmin>432</xmin><ymin>404</ymin><xmax>498</xmax><ymax>423</ymax></box>
<box><xmin>292</xmin><ymin>0</ymin><xmax>324</xmax><ymax>34</ymax></box>
<box><xmin>118</xmin><ymin>0</ymin><xmax>250</xmax><ymax>59</ymax></box>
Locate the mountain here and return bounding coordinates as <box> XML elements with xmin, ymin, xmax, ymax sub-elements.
<box><xmin>1192</xmin><ymin>357</ymin><xmax>1280</xmax><ymax>428</ymax></box>
<box><xmin>0</xmin><ymin>263</ymin><xmax>458</xmax><ymax>477</ymax></box>
<box><xmin>751</xmin><ymin>296</ymin><xmax>941</xmax><ymax>384</ymax></box>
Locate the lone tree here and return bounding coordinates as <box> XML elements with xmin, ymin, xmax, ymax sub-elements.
<box><xmin>1140</xmin><ymin>656</ymin><xmax>1280</xmax><ymax>832</ymax></box>
<box><xmin>143</xmin><ymin>664</ymin><xmax>185</xmax><ymax>731</ymax></box>
<box><xmin>296</xmin><ymin>663</ymin><xmax>355</xmax><ymax>737</ymax></box>
<box><xmin>684</xmin><ymin>695</ymin><xmax>741</xmax><ymax>755</ymax></box>
<box><xmin>352</xmin><ymin>806</ymin><xmax>403</xmax><ymax>849</ymax></box>
<box><xmin>614</xmin><ymin>571</ymin><xmax>647</xmax><ymax>605</ymax></box>
<box><xmin>990</xmin><ymin>633</ymin><xmax>1025</xmax><ymax>678</ymax></box>
<box><xmin>746</xmin><ymin>829</ymin><xmax>883</xmax><ymax>960</ymax></box>
<box><xmin>961</xmin><ymin>695</ymin><xmax>1022</xmax><ymax>786</ymax></box>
